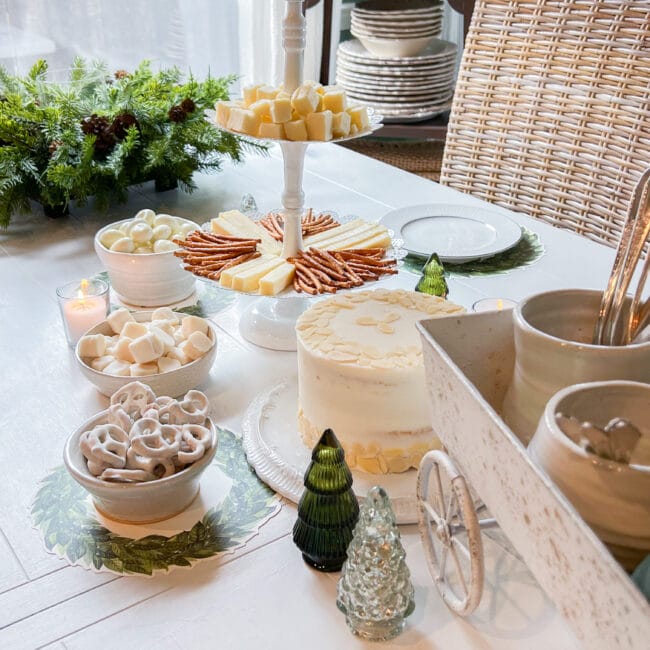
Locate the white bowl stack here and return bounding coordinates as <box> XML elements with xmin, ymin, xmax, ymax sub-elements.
<box><xmin>337</xmin><ymin>0</ymin><xmax>457</xmax><ymax>123</ymax></box>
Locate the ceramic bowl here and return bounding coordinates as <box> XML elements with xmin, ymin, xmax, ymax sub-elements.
<box><xmin>357</xmin><ymin>35</ymin><xmax>435</xmax><ymax>58</ymax></box>
<box><xmin>76</xmin><ymin>311</ymin><xmax>217</xmax><ymax>398</ymax></box>
<box><xmin>64</xmin><ymin>411</ymin><xmax>217</xmax><ymax>523</ymax></box>
<box><xmin>528</xmin><ymin>380</ymin><xmax>650</xmax><ymax>570</ymax></box>
<box><xmin>502</xmin><ymin>289</ymin><xmax>650</xmax><ymax>443</ymax></box>
<box><xmin>94</xmin><ymin>217</ymin><xmax>198</xmax><ymax>307</ymax></box>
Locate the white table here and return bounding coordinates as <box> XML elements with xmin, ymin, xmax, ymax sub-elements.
<box><xmin>0</xmin><ymin>143</ymin><xmax>619</xmax><ymax>649</ymax></box>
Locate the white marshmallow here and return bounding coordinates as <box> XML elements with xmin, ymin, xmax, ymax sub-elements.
<box><xmin>130</xmin><ymin>222</ymin><xmax>153</xmax><ymax>243</ymax></box>
<box><xmin>130</xmin><ymin>362</ymin><xmax>158</xmax><ymax>377</ymax></box>
<box><xmin>90</xmin><ymin>354</ymin><xmax>115</xmax><ymax>371</ymax></box>
<box><xmin>121</xmin><ymin>321</ymin><xmax>148</xmax><ymax>340</ymax></box>
<box><xmin>157</xmin><ymin>357</ymin><xmax>182</xmax><ymax>374</ymax></box>
<box><xmin>153</xmin><ymin>214</ymin><xmax>176</xmax><ymax>228</ymax></box>
<box><xmin>150</xmin><ymin>319</ymin><xmax>174</xmax><ymax>336</ymax></box>
<box><xmin>103</xmin><ymin>359</ymin><xmax>131</xmax><ymax>376</ymax></box>
<box><xmin>151</xmin><ymin>307</ymin><xmax>179</xmax><ymax>323</ymax></box>
<box><xmin>181</xmin><ymin>315</ymin><xmax>209</xmax><ymax>338</ymax></box>
<box><xmin>106</xmin><ymin>308</ymin><xmax>134</xmax><ymax>335</ymax></box>
<box><xmin>181</xmin><ymin>331</ymin><xmax>213</xmax><ymax>360</ymax></box>
<box><xmin>166</xmin><ymin>346</ymin><xmax>190</xmax><ymax>365</ymax></box>
<box><xmin>173</xmin><ymin>327</ymin><xmax>186</xmax><ymax>345</ymax></box>
<box><xmin>78</xmin><ymin>334</ymin><xmax>106</xmax><ymax>358</ymax></box>
<box><xmin>153</xmin><ymin>239</ymin><xmax>176</xmax><ymax>253</ymax></box>
<box><xmin>150</xmin><ymin>326</ymin><xmax>175</xmax><ymax>353</ymax></box>
<box><xmin>110</xmin><ymin>237</ymin><xmax>135</xmax><ymax>253</ymax></box>
<box><xmin>152</xmin><ymin>224</ymin><xmax>172</xmax><ymax>241</ymax></box>
<box><xmin>114</xmin><ymin>336</ymin><xmax>136</xmax><ymax>363</ymax></box>
<box><xmin>129</xmin><ymin>332</ymin><xmax>164</xmax><ymax>364</ymax></box>
<box><xmin>99</xmin><ymin>228</ymin><xmax>124</xmax><ymax>249</ymax></box>
<box><xmin>134</xmin><ymin>209</ymin><xmax>156</xmax><ymax>225</ymax></box>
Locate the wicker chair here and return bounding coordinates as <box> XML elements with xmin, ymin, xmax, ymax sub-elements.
<box><xmin>440</xmin><ymin>0</ymin><xmax>650</xmax><ymax>248</ymax></box>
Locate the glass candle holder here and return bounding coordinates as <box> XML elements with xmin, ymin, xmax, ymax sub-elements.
<box><xmin>56</xmin><ymin>278</ymin><xmax>109</xmax><ymax>347</ymax></box>
<box><xmin>472</xmin><ymin>297</ymin><xmax>517</xmax><ymax>313</ymax></box>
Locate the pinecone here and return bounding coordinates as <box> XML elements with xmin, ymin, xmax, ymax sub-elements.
<box><xmin>168</xmin><ymin>105</ymin><xmax>187</xmax><ymax>123</ymax></box>
<box><xmin>114</xmin><ymin>69</ymin><xmax>129</xmax><ymax>80</ymax></box>
<box><xmin>110</xmin><ymin>112</ymin><xmax>139</xmax><ymax>140</ymax></box>
<box><xmin>48</xmin><ymin>140</ymin><xmax>63</xmax><ymax>154</ymax></box>
<box><xmin>180</xmin><ymin>98</ymin><xmax>196</xmax><ymax>113</ymax></box>
<box><xmin>81</xmin><ymin>114</ymin><xmax>115</xmax><ymax>153</ymax></box>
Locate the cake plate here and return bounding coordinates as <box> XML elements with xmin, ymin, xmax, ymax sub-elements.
<box><xmin>207</xmin><ymin>0</ymin><xmax>383</xmax><ymax>351</ymax></box>
<box><xmin>242</xmin><ymin>377</ymin><xmax>424</xmax><ymax>524</ymax></box>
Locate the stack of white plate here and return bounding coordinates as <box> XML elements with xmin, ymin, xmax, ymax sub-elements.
<box><xmin>336</xmin><ymin>38</ymin><xmax>457</xmax><ymax>123</ymax></box>
<box><xmin>351</xmin><ymin>0</ymin><xmax>444</xmax><ymax>58</ymax></box>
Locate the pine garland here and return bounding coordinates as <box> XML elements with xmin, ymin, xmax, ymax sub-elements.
<box><xmin>0</xmin><ymin>58</ymin><xmax>265</xmax><ymax>227</ymax></box>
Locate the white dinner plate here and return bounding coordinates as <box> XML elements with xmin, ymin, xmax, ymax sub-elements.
<box><xmin>338</xmin><ymin>37</ymin><xmax>457</xmax><ymax>65</ymax></box>
<box><xmin>336</xmin><ymin>70</ymin><xmax>456</xmax><ymax>91</ymax></box>
<box><xmin>380</xmin><ymin>203</ymin><xmax>524</xmax><ymax>262</ymax></box>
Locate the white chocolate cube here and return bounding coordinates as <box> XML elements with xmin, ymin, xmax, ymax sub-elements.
<box><xmin>114</xmin><ymin>336</ymin><xmax>136</xmax><ymax>363</ymax></box>
<box><xmin>306</xmin><ymin>110</ymin><xmax>333</xmax><ymax>141</ymax></box>
<box><xmin>157</xmin><ymin>357</ymin><xmax>182</xmax><ymax>374</ymax></box>
<box><xmin>290</xmin><ymin>85</ymin><xmax>320</xmax><ymax>116</ymax></box>
<box><xmin>181</xmin><ymin>315</ymin><xmax>209</xmax><ymax>338</ymax></box>
<box><xmin>128</xmin><ymin>332</ymin><xmax>164</xmax><ymax>364</ymax></box>
<box><xmin>259</xmin><ymin>122</ymin><xmax>285</xmax><ymax>139</ymax></box>
<box><xmin>78</xmin><ymin>334</ymin><xmax>106</xmax><ymax>358</ymax></box>
<box><xmin>227</xmin><ymin>108</ymin><xmax>260</xmax><ymax>136</ymax></box>
<box><xmin>284</xmin><ymin>119</ymin><xmax>308</xmax><ymax>141</ymax></box>
<box><xmin>269</xmin><ymin>97</ymin><xmax>292</xmax><ymax>123</ymax></box>
<box><xmin>323</xmin><ymin>90</ymin><xmax>346</xmax><ymax>114</ymax></box>
<box><xmin>332</xmin><ymin>111</ymin><xmax>351</xmax><ymax>138</ymax></box>
<box><xmin>121</xmin><ymin>321</ymin><xmax>148</xmax><ymax>340</ymax></box>
<box><xmin>107</xmin><ymin>308</ymin><xmax>134</xmax><ymax>335</ymax></box>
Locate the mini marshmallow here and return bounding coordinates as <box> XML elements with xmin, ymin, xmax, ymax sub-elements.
<box><xmin>130</xmin><ymin>362</ymin><xmax>158</xmax><ymax>377</ymax></box>
<box><xmin>157</xmin><ymin>357</ymin><xmax>182</xmax><ymax>374</ymax></box>
<box><xmin>114</xmin><ymin>336</ymin><xmax>136</xmax><ymax>363</ymax></box>
<box><xmin>166</xmin><ymin>346</ymin><xmax>190</xmax><ymax>365</ymax></box>
<box><xmin>121</xmin><ymin>321</ymin><xmax>148</xmax><ymax>340</ymax></box>
<box><xmin>103</xmin><ymin>359</ymin><xmax>132</xmax><ymax>376</ymax></box>
<box><xmin>181</xmin><ymin>315</ymin><xmax>209</xmax><ymax>338</ymax></box>
<box><xmin>153</xmin><ymin>214</ymin><xmax>176</xmax><ymax>229</ymax></box>
<box><xmin>78</xmin><ymin>334</ymin><xmax>106</xmax><ymax>358</ymax></box>
<box><xmin>130</xmin><ymin>222</ymin><xmax>153</xmax><ymax>243</ymax></box>
<box><xmin>90</xmin><ymin>355</ymin><xmax>116</xmax><ymax>371</ymax></box>
<box><xmin>134</xmin><ymin>209</ymin><xmax>156</xmax><ymax>225</ymax></box>
<box><xmin>151</xmin><ymin>307</ymin><xmax>179</xmax><ymax>323</ymax></box>
<box><xmin>110</xmin><ymin>237</ymin><xmax>135</xmax><ymax>253</ymax></box>
<box><xmin>107</xmin><ymin>308</ymin><xmax>134</xmax><ymax>334</ymax></box>
<box><xmin>153</xmin><ymin>239</ymin><xmax>176</xmax><ymax>253</ymax></box>
<box><xmin>150</xmin><ymin>319</ymin><xmax>175</xmax><ymax>336</ymax></box>
<box><xmin>129</xmin><ymin>332</ymin><xmax>164</xmax><ymax>364</ymax></box>
<box><xmin>99</xmin><ymin>228</ymin><xmax>124</xmax><ymax>249</ymax></box>
<box><xmin>176</xmin><ymin>222</ymin><xmax>196</xmax><ymax>239</ymax></box>
<box><xmin>152</xmin><ymin>224</ymin><xmax>172</xmax><ymax>241</ymax></box>
<box><xmin>150</xmin><ymin>326</ymin><xmax>175</xmax><ymax>353</ymax></box>
<box><xmin>173</xmin><ymin>328</ymin><xmax>186</xmax><ymax>345</ymax></box>
<box><xmin>181</xmin><ymin>331</ymin><xmax>213</xmax><ymax>360</ymax></box>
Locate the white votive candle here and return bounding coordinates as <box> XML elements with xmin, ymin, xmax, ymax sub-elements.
<box><xmin>57</xmin><ymin>278</ymin><xmax>109</xmax><ymax>346</ymax></box>
<box><xmin>472</xmin><ymin>297</ymin><xmax>517</xmax><ymax>312</ymax></box>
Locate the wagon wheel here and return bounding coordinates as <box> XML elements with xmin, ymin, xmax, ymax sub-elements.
<box><xmin>417</xmin><ymin>450</ymin><xmax>484</xmax><ymax>616</ymax></box>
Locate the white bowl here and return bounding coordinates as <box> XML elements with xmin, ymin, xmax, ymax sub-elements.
<box><xmin>64</xmin><ymin>410</ymin><xmax>217</xmax><ymax>523</ymax></box>
<box><xmin>94</xmin><ymin>218</ymin><xmax>198</xmax><ymax>307</ymax></box>
<box><xmin>357</xmin><ymin>35</ymin><xmax>435</xmax><ymax>58</ymax></box>
<box><xmin>528</xmin><ymin>380</ymin><xmax>650</xmax><ymax>570</ymax></box>
<box><xmin>75</xmin><ymin>311</ymin><xmax>217</xmax><ymax>398</ymax></box>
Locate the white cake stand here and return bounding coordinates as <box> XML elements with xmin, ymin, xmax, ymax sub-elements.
<box><xmin>213</xmin><ymin>0</ymin><xmax>383</xmax><ymax>351</ymax></box>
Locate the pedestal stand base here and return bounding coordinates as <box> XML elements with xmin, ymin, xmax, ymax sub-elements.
<box><xmin>239</xmin><ymin>296</ymin><xmax>310</xmax><ymax>351</ymax></box>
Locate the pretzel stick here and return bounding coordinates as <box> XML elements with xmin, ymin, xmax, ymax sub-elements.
<box><xmin>211</xmin><ymin>252</ymin><xmax>260</xmax><ymax>280</ymax></box>
<box><xmin>294</xmin><ymin>260</ymin><xmax>323</xmax><ymax>293</ymax></box>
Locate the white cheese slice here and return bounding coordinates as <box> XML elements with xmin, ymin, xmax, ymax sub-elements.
<box><xmin>219</xmin><ymin>255</ymin><xmax>274</xmax><ymax>289</ymax></box>
<box><xmin>303</xmin><ymin>219</ymin><xmax>365</xmax><ymax>248</ymax></box>
<box><xmin>211</xmin><ymin>210</ymin><xmax>281</xmax><ymax>255</ymax></box>
<box><xmin>259</xmin><ymin>262</ymin><xmax>296</xmax><ymax>296</ymax></box>
<box><xmin>231</xmin><ymin>257</ymin><xmax>285</xmax><ymax>292</ymax></box>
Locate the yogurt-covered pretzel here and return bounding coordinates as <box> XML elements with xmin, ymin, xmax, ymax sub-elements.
<box><xmin>107</xmin><ymin>404</ymin><xmax>135</xmax><ymax>431</ymax></box>
<box><xmin>130</xmin><ymin>420</ymin><xmax>181</xmax><ymax>458</ymax></box>
<box><xmin>80</xmin><ymin>424</ymin><xmax>129</xmax><ymax>474</ymax></box>
<box><xmin>100</xmin><ymin>467</ymin><xmax>156</xmax><ymax>482</ymax></box>
<box><xmin>177</xmin><ymin>426</ymin><xmax>210</xmax><ymax>464</ymax></box>
<box><xmin>162</xmin><ymin>390</ymin><xmax>210</xmax><ymax>424</ymax></box>
<box><xmin>182</xmin><ymin>423</ymin><xmax>212</xmax><ymax>449</ymax></box>
<box><xmin>110</xmin><ymin>381</ymin><xmax>156</xmax><ymax>419</ymax></box>
<box><xmin>126</xmin><ymin>447</ymin><xmax>176</xmax><ymax>478</ymax></box>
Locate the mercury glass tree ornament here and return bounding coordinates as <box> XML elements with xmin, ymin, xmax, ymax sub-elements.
<box><xmin>337</xmin><ymin>486</ymin><xmax>415</xmax><ymax>641</ymax></box>
<box><xmin>292</xmin><ymin>429</ymin><xmax>359</xmax><ymax>571</ymax></box>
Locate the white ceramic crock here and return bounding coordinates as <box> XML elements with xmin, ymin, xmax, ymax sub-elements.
<box><xmin>528</xmin><ymin>380</ymin><xmax>650</xmax><ymax>570</ymax></box>
<box><xmin>502</xmin><ymin>289</ymin><xmax>650</xmax><ymax>444</ymax></box>
<box><xmin>94</xmin><ymin>218</ymin><xmax>198</xmax><ymax>307</ymax></box>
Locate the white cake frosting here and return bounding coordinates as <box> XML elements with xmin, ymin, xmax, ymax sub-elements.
<box><xmin>296</xmin><ymin>288</ymin><xmax>464</xmax><ymax>473</ymax></box>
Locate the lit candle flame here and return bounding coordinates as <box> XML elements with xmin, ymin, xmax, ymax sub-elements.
<box><xmin>497</xmin><ymin>298</ymin><xmax>503</xmax><ymax>311</ymax></box>
<box><xmin>76</xmin><ymin>279</ymin><xmax>89</xmax><ymax>304</ymax></box>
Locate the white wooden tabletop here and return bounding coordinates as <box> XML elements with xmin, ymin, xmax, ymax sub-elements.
<box><xmin>0</xmin><ymin>143</ymin><xmax>619</xmax><ymax>649</ymax></box>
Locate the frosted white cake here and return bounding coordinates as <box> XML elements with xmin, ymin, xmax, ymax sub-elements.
<box><xmin>296</xmin><ymin>289</ymin><xmax>464</xmax><ymax>474</ymax></box>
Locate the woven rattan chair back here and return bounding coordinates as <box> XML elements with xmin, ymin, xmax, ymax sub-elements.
<box><xmin>440</xmin><ymin>0</ymin><xmax>650</xmax><ymax>248</ymax></box>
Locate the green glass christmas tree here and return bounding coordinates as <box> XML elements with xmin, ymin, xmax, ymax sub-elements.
<box><xmin>292</xmin><ymin>429</ymin><xmax>359</xmax><ymax>572</ymax></box>
<box><xmin>336</xmin><ymin>486</ymin><xmax>415</xmax><ymax>641</ymax></box>
<box><xmin>415</xmin><ymin>252</ymin><xmax>449</xmax><ymax>298</ymax></box>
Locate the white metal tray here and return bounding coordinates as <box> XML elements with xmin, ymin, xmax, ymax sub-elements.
<box><xmin>417</xmin><ymin>309</ymin><xmax>650</xmax><ymax>650</ymax></box>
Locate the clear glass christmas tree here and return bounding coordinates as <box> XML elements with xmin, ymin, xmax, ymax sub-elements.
<box><xmin>336</xmin><ymin>486</ymin><xmax>415</xmax><ymax>641</ymax></box>
<box><xmin>292</xmin><ymin>428</ymin><xmax>359</xmax><ymax>572</ymax></box>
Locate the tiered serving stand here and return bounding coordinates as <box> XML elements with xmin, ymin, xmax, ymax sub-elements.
<box><xmin>213</xmin><ymin>0</ymin><xmax>381</xmax><ymax>351</ymax></box>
